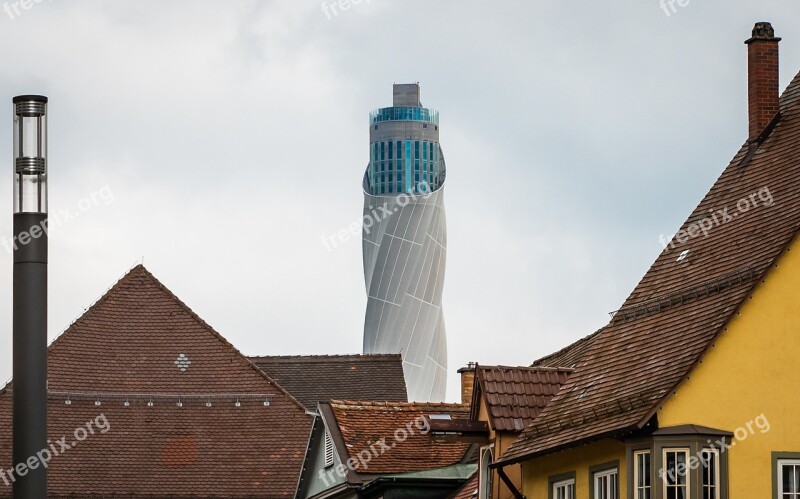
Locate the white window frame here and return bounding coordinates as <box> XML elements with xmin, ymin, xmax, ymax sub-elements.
<box><xmin>778</xmin><ymin>459</ymin><xmax>800</xmax><ymax>497</ymax></box>
<box><xmin>594</xmin><ymin>467</ymin><xmax>618</xmax><ymax>499</ymax></box>
<box><xmin>700</xmin><ymin>448</ymin><xmax>720</xmax><ymax>499</ymax></box>
<box><xmin>478</xmin><ymin>444</ymin><xmax>494</xmax><ymax>499</ymax></box>
<box><xmin>634</xmin><ymin>450</ymin><xmax>652</xmax><ymax>499</ymax></box>
<box><xmin>553</xmin><ymin>478</ymin><xmax>575</xmax><ymax>499</ymax></box>
<box><xmin>662</xmin><ymin>448</ymin><xmax>691</xmax><ymax>499</ymax></box>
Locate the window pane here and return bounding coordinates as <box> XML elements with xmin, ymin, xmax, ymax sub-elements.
<box><xmin>792</xmin><ymin>464</ymin><xmax>800</xmax><ymax>493</ymax></box>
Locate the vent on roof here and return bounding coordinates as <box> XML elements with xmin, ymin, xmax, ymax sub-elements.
<box><xmin>324</xmin><ymin>429</ymin><xmax>335</xmax><ymax>468</ymax></box>
<box><xmin>677</xmin><ymin>249</ymin><xmax>690</xmax><ymax>262</ymax></box>
<box><xmin>429</xmin><ymin>414</ymin><xmax>452</xmax><ymax>420</ymax></box>
<box><xmin>175</xmin><ymin>353</ymin><xmax>191</xmax><ymax>372</ymax></box>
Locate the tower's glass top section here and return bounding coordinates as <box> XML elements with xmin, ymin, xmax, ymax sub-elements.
<box><xmin>369</xmin><ymin>106</ymin><xmax>439</xmax><ymax>125</ymax></box>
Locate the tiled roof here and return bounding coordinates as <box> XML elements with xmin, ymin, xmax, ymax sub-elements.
<box><xmin>447</xmin><ymin>471</ymin><xmax>478</xmax><ymax>499</ymax></box>
<box><xmin>530</xmin><ymin>328</ymin><xmax>603</xmax><ymax>368</ymax></box>
<box><xmin>502</xmin><ymin>69</ymin><xmax>800</xmax><ymax>463</ymax></box>
<box><xmin>0</xmin><ymin>265</ymin><xmax>312</xmax><ymax>498</ymax></box>
<box><xmin>249</xmin><ymin>354</ymin><xmax>408</xmax><ymax>410</ymax></box>
<box><xmin>327</xmin><ymin>400</ymin><xmax>471</xmax><ymax>475</ymax></box>
<box><xmin>472</xmin><ymin>366</ymin><xmax>573</xmax><ymax>432</ymax></box>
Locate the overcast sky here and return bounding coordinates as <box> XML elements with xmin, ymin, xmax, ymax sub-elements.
<box><xmin>0</xmin><ymin>0</ymin><xmax>798</xmax><ymax>402</ymax></box>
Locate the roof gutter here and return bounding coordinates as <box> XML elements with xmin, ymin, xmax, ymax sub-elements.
<box><xmin>492</xmin><ymin>425</ymin><xmax>640</xmax><ymax>468</ymax></box>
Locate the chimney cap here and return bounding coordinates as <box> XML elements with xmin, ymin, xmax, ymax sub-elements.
<box><xmin>745</xmin><ymin>22</ymin><xmax>781</xmax><ymax>44</ymax></box>
<box><xmin>457</xmin><ymin>362</ymin><xmax>477</xmax><ymax>373</ymax></box>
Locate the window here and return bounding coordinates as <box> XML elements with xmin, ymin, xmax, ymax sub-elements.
<box><xmin>479</xmin><ymin>446</ymin><xmax>493</xmax><ymax>499</ymax></box>
<box><xmin>594</xmin><ymin>468</ymin><xmax>618</xmax><ymax>499</ymax></box>
<box><xmin>663</xmin><ymin>449</ymin><xmax>690</xmax><ymax>499</ymax></box>
<box><xmin>405</xmin><ymin>141</ymin><xmax>412</xmax><ymax>193</ymax></box>
<box><xmin>634</xmin><ymin>451</ymin><xmax>652</xmax><ymax>499</ymax></box>
<box><xmin>553</xmin><ymin>478</ymin><xmax>575</xmax><ymax>499</ymax></box>
<box><xmin>323</xmin><ymin>430</ymin><xmax>334</xmax><ymax>468</ymax></box>
<box><xmin>779</xmin><ymin>459</ymin><xmax>800</xmax><ymax>498</ymax></box>
<box><xmin>700</xmin><ymin>449</ymin><xmax>719</xmax><ymax>499</ymax></box>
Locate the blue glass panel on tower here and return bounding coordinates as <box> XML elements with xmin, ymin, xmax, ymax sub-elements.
<box><xmin>362</xmin><ymin>83</ymin><xmax>447</xmax><ymax>402</ymax></box>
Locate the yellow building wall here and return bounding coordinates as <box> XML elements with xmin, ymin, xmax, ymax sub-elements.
<box><xmin>521</xmin><ymin>439</ymin><xmax>627</xmax><ymax>498</ymax></box>
<box><xmin>477</xmin><ymin>394</ymin><xmax>524</xmax><ymax>499</ymax></box>
<box><xmin>657</xmin><ymin>242</ymin><xmax>800</xmax><ymax>497</ymax></box>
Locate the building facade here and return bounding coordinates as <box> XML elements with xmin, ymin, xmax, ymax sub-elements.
<box><xmin>362</xmin><ymin>83</ymin><xmax>448</xmax><ymax>402</ymax></box>
<box><xmin>493</xmin><ymin>22</ymin><xmax>800</xmax><ymax>499</ymax></box>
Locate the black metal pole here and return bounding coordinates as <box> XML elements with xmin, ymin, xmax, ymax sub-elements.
<box><xmin>12</xmin><ymin>214</ymin><xmax>47</xmax><ymax>499</ymax></box>
<box><xmin>12</xmin><ymin>94</ymin><xmax>48</xmax><ymax>499</ymax></box>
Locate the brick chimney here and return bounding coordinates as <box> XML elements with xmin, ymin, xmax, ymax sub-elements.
<box><xmin>457</xmin><ymin>362</ymin><xmax>476</xmax><ymax>405</ymax></box>
<box><xmin>745</xmin><ymin>22</ymin><xmax>781</xmax><ymax>141</ymax></box>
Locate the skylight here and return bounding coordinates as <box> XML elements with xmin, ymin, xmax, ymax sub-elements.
<box><xmin>428</xmin><ymin>414</ymin><xmax>452</xmax><ymax>420</ymax></box>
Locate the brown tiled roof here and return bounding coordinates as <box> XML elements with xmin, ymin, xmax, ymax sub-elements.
<box><xmin>249</xmin><ymin>354</ymin><xmax>408</xmax><ymax>410</ymax></box>
<box><xmin>0</xmin><ymin>265</ymin><xmax>313</xmax><ymax>498</ymax></box>
<box><xmin>530</xmin><ymin>328</ymin><xmax>603</xmax><ymax>368</ymax></box>
<box><xmin>328</xmin><ymin>400</ymin><xmax>471</xmax><ymax>474</ymax></box>
<box><xmin>471</xmin><ymin>366</ymin><xmax>572</xmax><ymax>432</ymax></box>
<box><xmin>501</xmin><ymin>69</ymin><xmax>800</xmax><ymax>464</ymax></box>
<box><xmin>447</xmin><ymin>471</ymin><xmax>478</xmax><ymax>499</ymax></box>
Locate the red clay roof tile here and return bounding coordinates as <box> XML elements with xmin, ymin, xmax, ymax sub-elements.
<box><xmin>0</xmin><ymin>265</ymin><xmax>313</xmax><ymax>497</ymax></box>
<box><xmin>328</xmin><ymin>400</ymin><xmax>471</xmax><ymax>475</ymax></box>
<box><xmin>250</xmin><ymin>354</ymin><xmax>408</xmax><ymax>410</ymax></box>
<box><xmin>472</xmin><ymin>366</ymin><xmax>572</xmax><ymax>432</ymax></box>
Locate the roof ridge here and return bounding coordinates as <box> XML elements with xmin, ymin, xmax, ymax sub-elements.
<box><xmin>330</xmin><ymin>400</ymin><xmax>468</xmax><ymax>409</ymax></box>
<box><xmin>477</xmin><ymin>365</ymin><xmax>575</xmax><ymax>372</ymax></box>
<box><xmin>530</xmin><ymin>328</ymin><xmax>603</xmax><ymax>367</ymax></box>
<box><xmin>250</xmin><ymin>353</ymin><xmax>402</xmax><ymax>361</ymax></box>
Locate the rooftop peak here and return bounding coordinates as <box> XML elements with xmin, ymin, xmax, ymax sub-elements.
<box><xmin>392</xmin><ymin>83</ymin><xmax>421</xmax><ymax>106</ymax></box>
